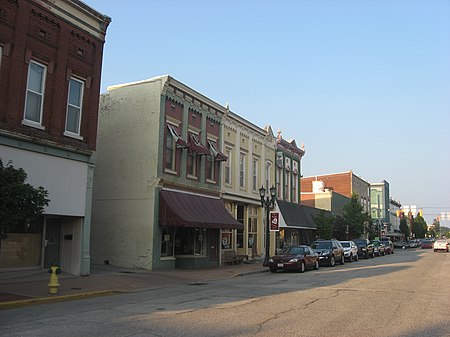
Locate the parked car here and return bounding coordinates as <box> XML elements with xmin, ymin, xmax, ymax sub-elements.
<box><xmin>409</xmin><ymin>239</ymin><xmax>420</xmax><ymax>248</ymax></box>
<box><xmin>353</xmin><ymin>239</ymin><xmax>374</xmax><ymax>259</ymax></box>
<box><xmin>433</xmin><ymin>239</ymin><xmax>449</xmax><ymax>252</ymax></box>
<box><xmin>340</xmin><ymin>241</ymin><xmax>359</xmax><ymax>262</ymax></box>
<box><xmin>394</xmin><ymin>241</ymin><xmax>408</xmax><ymax>249</ymax></box>
<box><xmin>268</xmin><ymin>245</ymin><xmax>320</xmax><ymax>273</ymax></box>
<box><xmin>420</xmin><ymin>239</ymin><xmax>434</xmax><ymax>249</ymax></box>
<box><xmin>371</xmin><ymin>240</ymin><xmax>386</xmax><ymax>256</ymax></box>
<box><xmin>312</xmin><ymin>240</ymin><xmax>345</xmax><ymax>267</ymax></box>
<box><xmin>380</xmin><ymin>239</ymin><xmax>394</xmax><ymax>254</ymax></box>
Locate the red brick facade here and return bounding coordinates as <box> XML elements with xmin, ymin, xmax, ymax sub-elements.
<box><xmin>0</xmin><ymin>0</ymin><xmax>109</xmax><ymax>152</ymax></box>
<box><xmin>301</xmin><ymin>172</ymin><xmax>352</xmax><ymax>198</ymax></box>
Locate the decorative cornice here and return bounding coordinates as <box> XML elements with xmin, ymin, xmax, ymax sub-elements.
<box><xmin>31</xmin><ymin>8</ymin><xmax>60</xmax><ymax>29</ymax></box>
<box><xmin>70</xmin><ymin>30</ymin><xmax>96</xmax><ymax>47</ymax></box>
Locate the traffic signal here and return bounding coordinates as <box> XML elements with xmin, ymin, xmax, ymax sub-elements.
<box><xmin>396</xmin><ymin>210</ymin><xmax>400</xmax><ymax>217</ymax></box>
<box><xmin>419</xmin><ymin>209</ymin><xmax>423</xmax><ymax>217</ymax></box>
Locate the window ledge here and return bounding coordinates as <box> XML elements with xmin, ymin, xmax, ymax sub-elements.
<box><xmin>160</xmin><ymin>256</ymin><xmax>176</xmax><ymax>261</ymax></box>
<box><xmin>63</xmin><ymin>131</ymin><xmax>84</xmax><ymax>141</ymax></box>
<box><xmin>22</xmin><ymin>119</ymin><xmax>45</xmax><ymax>130</ymax></box>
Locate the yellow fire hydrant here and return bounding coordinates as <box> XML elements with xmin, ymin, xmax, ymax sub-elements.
<box><xmin>48</xmin><ymin>265</ymin><xmax>61</xmax><ymax>294</ymax></box>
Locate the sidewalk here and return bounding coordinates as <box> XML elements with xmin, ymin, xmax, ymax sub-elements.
<box><xmin>0</xmin><ymin>261</ymin><xmax>267</xmax><ymax>309</ymax></box>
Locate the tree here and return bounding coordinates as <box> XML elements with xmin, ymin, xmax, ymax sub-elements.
<box><xmin>399</xmin><ymin>218</ymin><xmax>410</xmax><ymax>239</ymax></box>
<box><xmin>313</xmin><ymin>211</ymin><xmax>335</xmax><ymax>240</ymax></box>
<box><xmin>341</xmin><ymin>193</ymin><xmax>369</xmax><ymax>239</ymax></box>
<box><xmin>333</xmin><ymin>215</ymin><xmax>348</xmax><ymax>240</ymax></box>
<box><xmin>0</xmin><ymin>159</ymin><xmax>50</xmax><ymax>241</ymax></box>
<box><xmin>412</xmin><ymin>215</ymin><xmax>427</xmax><ymax>239</ymax></box>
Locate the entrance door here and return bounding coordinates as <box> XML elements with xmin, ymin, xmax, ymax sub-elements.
<box><xmin>208</xmin><ymin>230</ymin><xmax>218</xmax><ymax>263</ymax></box>
<box><xmin>44</xmin><ymin>218</ymin><xmax>61</xmax><ymax>268</ymax></box>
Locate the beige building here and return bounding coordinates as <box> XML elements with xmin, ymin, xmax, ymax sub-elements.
<box><xmin>220</xmin><ymin>109</ymin><xmax>276</xmax><ymax>260</ymax></box>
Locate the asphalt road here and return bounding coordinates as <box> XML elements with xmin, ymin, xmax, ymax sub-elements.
<box><xmin>1</xmin><ymin>248</ymin><xmax>449</xmax><ymax>337</ymax></box>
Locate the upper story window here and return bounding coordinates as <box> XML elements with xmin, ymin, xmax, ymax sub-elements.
<box><xmin>292</xmin><ymin>172</ymin><xmax>298</xmax><ymax>203</ymax></box>
<box><xmin>265</xmin><ymin>161</ymin><xmax>272</xmax><ymax>190</ymax></box>
<box><xmin>165</xmin><ymin>130</ymin><xmax>176</xmax><ymax>172</ymax></box>
<box><xmin>239</xmin><ymin>153</ymin><xmax>246</xmax><ymax>188</ymax></box>
<box><xmin>206</xmin><ymin>143</ymin><xmax>215</xmax><ymax>182</ymax></box>
<box><xmin>252</xmin><ymin>158</ymin><xmax>258</xmax><ymax>192</ymax></box>
<box><xmin>64</xmin><ymin>77</ymin><xmax>84</xmax><ymax>138</ymax></box>
<box><xmin>284</xmin><ymin>169</ymin><xmax>291</xmax><ymax>201</ymax></box>
<box><xmin>187</xmin><ymin>151</ymin><xmax>197</xmax><ymax>178</ymax></box>
<box><xmin>276</xmin><ymin>167</ymin><xmax>282</xmax><ymax>199</ymax></box>
<box><xmin>224</xmin><ymin>147</ymin><xmax>232</xmax><ymax>185</ymax></box>
<box><xmin>23</xmin><ymin>60</ymin><xmax>46</xmax><ymax>128</ymax></box>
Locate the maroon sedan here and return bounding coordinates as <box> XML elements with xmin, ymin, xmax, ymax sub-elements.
<box><xmin>420</xmin><ymin>239</ymin><xmax>434</xmax><ymax>249</ymax></box>
<box><xmin>268</xmin><ymin>245</ymin><xmax>319</xmax><ymax>273</ymax></box>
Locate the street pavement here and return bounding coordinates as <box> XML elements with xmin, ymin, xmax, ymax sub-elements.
<box><xmin>0</xmin><ymin>260</ymin><xmax>267</xmax><ymax>309</ymax></box>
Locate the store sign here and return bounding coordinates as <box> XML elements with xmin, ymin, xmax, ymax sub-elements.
<box><xmin>270</xmin><ymin>212</ymin><xmax>279</xmax><ymax>231</ymax></box>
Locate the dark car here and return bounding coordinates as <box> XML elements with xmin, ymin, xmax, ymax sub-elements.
<box><xmin>380</xmin><ymin>239</ymin><xmax>394</xmax><ymax>254</ymax></box>
<box><xmin>268</xmin><ymin>245</ymin><xmax>319</xmax><ymax>273</ymax></box>
<box><xmin>353</xmin><ymin>239</ymin><xmax>374</xmax><ymax>259</ymax></box>
<box><xmin>371</xmin><ymin>240</ymin><xmax>386</xmax><ymax>256</ymax></box>
<box><xmin>312</xmin><ymin>239</ymin><xmax>345</xmax><ymax>267</ymax></box>
<box><xmin>420</xmin><ymin>239</ymin><xmax>434</xmax><ymax>249</ymax></box>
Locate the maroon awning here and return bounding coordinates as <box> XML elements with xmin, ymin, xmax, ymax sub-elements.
<box><xmin>167</xmin><ymin>124</ymin><xmax>188</xmax><ymax>148</ymax></box>
<box><xmin>188</xmin><ymin>133</ymin><xmax>209</xmax><ymax>155</ymax></box>
<box><xmin>160</xmin><ymin>190</ymin><xmax>243</xmax><ymax>229</ymax></box>
<box><xmin>208</xmin><ymin>140</ymin><xmax>228</xmax><ymax>161</ymax></box>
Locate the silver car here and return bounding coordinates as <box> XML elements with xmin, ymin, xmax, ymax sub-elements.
<box><xmin>340</xmin><ymin>241</ymin><xmax>359</xmax><ymax>262</ymax></box>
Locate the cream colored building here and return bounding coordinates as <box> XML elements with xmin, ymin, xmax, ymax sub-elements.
<box><xmin>220</xmin><ymin>109</ymin><xmax>276</xmax><ymax>260</ymax></box>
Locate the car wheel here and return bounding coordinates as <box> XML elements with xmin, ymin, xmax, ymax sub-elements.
<box><xmin>314</xmin><ymin>260</ymin><xmax>319</xmax><ymax>270</ymax></box>
<box><xmin>270</xmin><ymin>268</ymin><xmax>277</xmax><ymax>273</ymax></box>
<box><xmin>330</xmin><ymin>256</ymin><xmax>335</xmax><ymax>267</ymax></box>
<box><xmin>340</xmin><ymin>255</ymin><xmax>345</xmax><ymax>265</ymax></box>
<box><xmin>355</xmin><ymin>254</ymin><xmax>359</xmax><ymax>261</ymax></box>
<box><xmin>348</xmin><ymin>254</ymin><xmax>353</xmax><ymax>262</ymax></box>
<box><xmin>299</xmin><ymin>261</ymin><xmax>306</xmax><ymax>273</ymax></box>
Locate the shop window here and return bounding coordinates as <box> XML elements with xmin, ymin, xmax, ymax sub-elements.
<box><xmin>174</xmin><ymin>227</ymin><xmax>206</xmax><ymax>256</ymax></box>
<box><xmin>236</xmin><ymin>205</ymin><xmax>244</xmax><ymax>249</ymax></box>
<box><xmin>221</xmin><ymin>230</ymin><xmax>232</xmax><ymax>250</ymax></box>
<box><xmin>248</xmin><ymin>206</ymin><xmax>258</xmax><ymax>250</ymax></box>
<box><xmin>160</xmin><ymin>227</ymin><xmax>174</xmax><ymax>257</ymax></box>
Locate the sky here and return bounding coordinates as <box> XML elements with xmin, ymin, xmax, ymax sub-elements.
<box><xmin>85</xmin><ymin>0</ymin><xmax>450</xmax><ymax>225</ymax></box>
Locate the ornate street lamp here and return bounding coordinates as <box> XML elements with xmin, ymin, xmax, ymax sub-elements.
<box><xmin>259</xmin><ymin>185</ymin><xmax>277</xmax><ymax>267</ymax></box>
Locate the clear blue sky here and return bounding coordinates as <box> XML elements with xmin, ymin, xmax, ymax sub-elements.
<box><xmin>85</xmin><ymin>0</ymin><xmax>450</xmax><ymax>225</ymax></box>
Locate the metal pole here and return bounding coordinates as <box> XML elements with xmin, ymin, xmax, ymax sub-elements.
<box><xmin>263</xmin><ymin>199</ymin><xmax>270</xmax><ymax>267</ymax></box>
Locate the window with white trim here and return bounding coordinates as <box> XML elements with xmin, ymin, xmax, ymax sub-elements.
<box><xmin>65</xmin><ymin>77</ymin><xmax>84</xmax><ymax>136</ymax></box>
<box><xmin>239</xmin><ymin>153</ymin><xmax>246</xmax><ymax>188</ymax></box>
<box><xmin>292</xmin><ymin>171</ymin><xmax>298</xmax><ymax>203</ymax></box>
<box><xmin>165</xmin><ymin>131</ymin><xmax>176</xmax><ymax>172</ymax></box>
<box><xmin>24</xmin><ymin>60</ymin><xmax>46</xmax><ymax>126</ymax></box>
<box><xmin>265</xmin><ymin>161</ymin><xmax>271</xmax><ymax>190</ymax></box>
<box><xmin>276</xmin><ymin>167</ymin><xmax>282</xmax><ymax>199</ymax></box>
<box><xmin>206</xmin><ymin>142</ymin><xmax>215</xmax><ymax>182</ymax></box>
<box><xmin>247</xmin><ymin>206</ymin><xmax>258</xmax><ymax>251</ymax></box>
<box><xmin>284</xmin><ymin>169</ymin><xmax>291</xmax><ymax>201</ymax></box>
<box><xmin>224</xmin><ymin>147</ymin><xmax>232</xmax><ymax>185</ymax></box>
<box><xmin>187</xmin><ymin>150</ymin><xmax>197</xmax><ymax>178</ymax></box>
<box><xmin>252</xmin><ymin>158</ymin><xmax>258</xmax><ymax>192</ymax></box>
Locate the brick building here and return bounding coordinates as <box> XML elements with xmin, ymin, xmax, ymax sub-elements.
<box><xmin>0</xmin><ymin>0</ymin><xmax>110</xmax><ymax>275</ymax></box>
<box><xmin>301</xmin><ymin>171</ymin><xmax>370</xmax><ymax>214</ymax></box>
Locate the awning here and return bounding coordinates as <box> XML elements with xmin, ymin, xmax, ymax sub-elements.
<box><xmin>208</xmin><ymin>140</ymin><xmax>228</xmax><ymax>161</ymax></box>
<box><xmin>188</xmin><ymin>133</ymin><xmax>209</xmax><ymax>155</ymax></box>
<box><xmin>277</xmin><ymin>200</ymin><xmax>326</xmax><ymax>230</ymax></box>
<box><xmin>167</xmin><ymin>124</ymin><xmax>188</xmax><ymax>148</ymax></box>
<box><xmin>160</xmin><ymin>190</ymin><xmax>243</xmax><ymax>229</ymax></box>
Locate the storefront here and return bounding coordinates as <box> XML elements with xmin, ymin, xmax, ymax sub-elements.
<box><xmin>275</xmin><ymin>200</ymin><xmax>320</xmax><ymax>250</ymax></box>
<box><xmin>158</xmin><ymin>189</ymin><xmax>243</xmax><ymax>269</ymax></box>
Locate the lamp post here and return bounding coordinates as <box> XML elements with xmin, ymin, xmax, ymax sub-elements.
<box><xmin>259</xmin><ymin>185</ymin><xmax>277</xmax><ymax>267</ymax></box>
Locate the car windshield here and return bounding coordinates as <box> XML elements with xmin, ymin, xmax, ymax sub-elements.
<box><xmin>371</xmin><ymin>241</ymin><xmax>380</xmax><ymax>246</ymax></box>
<box><xmin>287</xmin><ymin>247</ymin><xmax>304</xmax><ymax>255</ymax></box>
<box><xmin>353</xmin><ymin>240</ymin><xmax>366</xmax><ymax>246</ymax></box>
<box><xmin>313</xmin><ymin>241</ymin><xmax>332</xmax><ymax>249</ymax></box>
<box><xmin>340</xmin><ymin>242</ymin><xmax>350</xmax><ymax>247</ymax></box>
